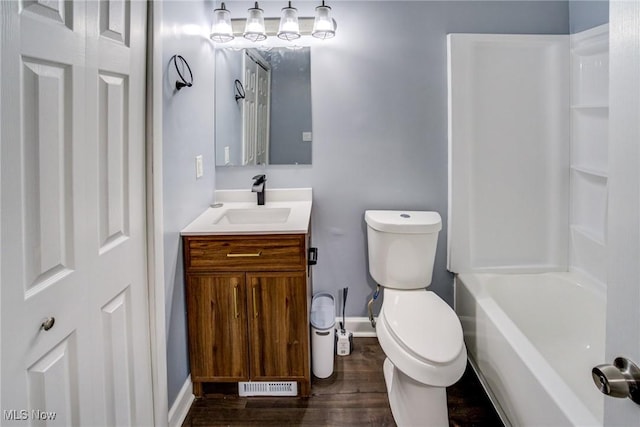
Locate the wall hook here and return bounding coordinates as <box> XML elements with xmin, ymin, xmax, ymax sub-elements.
<box><xmin>234</xmin><ymin>79</ymin><xmax>245</xmax><ymax>101</ymax></box>
<box><xmin>171</xmin><ymin>55</ymin><xmax>193</xmax><ymax>90</ymax></box>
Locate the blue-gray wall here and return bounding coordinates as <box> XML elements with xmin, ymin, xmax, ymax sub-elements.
<box><xmin>214</xmin><ymin>49</ymin><xmax>243</xmax><ymax>165</ymax></box>
<box><xmin>569</xmin><ymin>0</ymin><xmax>608</xmax><ymax>33</ymax></box>
<box><xmin>215</xmin><ymin>1</ymin><xmax>570</xmax><ymax>317</ymax></box>
<box><xmin>162</xmin><ymin>0</ymin><xmax>216</xmax><ymax>406</ymax></box>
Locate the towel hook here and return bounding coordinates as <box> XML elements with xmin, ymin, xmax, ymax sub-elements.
<box><xmin>234</xmin><ymin>79</ymin><xmax>245</xmax><ymax>101</ymax></box>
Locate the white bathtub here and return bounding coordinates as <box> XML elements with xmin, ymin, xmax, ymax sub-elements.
<box><xmin>455</xmin><ymin>272</ymin><xmax>605</xmax><ymax>426</ymax></box>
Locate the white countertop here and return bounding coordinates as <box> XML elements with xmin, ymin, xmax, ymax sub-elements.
<box><xmin>180</xmin><ymin>188</ymin><xmax>312</xmax><ymax>236</ymax></box>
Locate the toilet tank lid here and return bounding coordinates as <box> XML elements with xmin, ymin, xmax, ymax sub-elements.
<box><xmin>365</xmin><ymin>210</ymin><xmax>442</xmax><ymax>234</ymax></box>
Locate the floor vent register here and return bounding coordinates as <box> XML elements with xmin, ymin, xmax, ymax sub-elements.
<box><xmin>238</xmin><ymin>381</ymin><xmax>298</xmax><ymax>396</ymax></box>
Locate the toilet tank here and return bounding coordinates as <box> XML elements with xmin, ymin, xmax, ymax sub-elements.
<box><xmin>365</xmin><ymin>210</ymin><xmax>442</xmax><ymax>289</ymax></box>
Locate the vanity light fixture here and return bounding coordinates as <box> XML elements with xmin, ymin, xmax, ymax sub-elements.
<box><xmin>312</xmin><ymin>1</ymin><xmax>336</xmax><ymax>40</ymax></box>
<box><xmin>277</xmin><ymin>2</ymin><xmax>301</xmax><ymax>41</ymax></box>
<box><xmin>243</xmin><ymin>2</ymin><xmax>267</xmax><ymax>42</ymax></box>
<box><xmin>210</xmin><ymin>0</ymin><xmax>337</xmax><ymax>43</ymax></box>
<box><xmin>210</xmin><ymin>2</ymin><xmax>234</xmax><ymax>42</ymax></box>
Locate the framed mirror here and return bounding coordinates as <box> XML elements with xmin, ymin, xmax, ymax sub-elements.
<box><xmin>215</xmin><ymin>47</ymin><xmax>312</xmax><ymax>166</ymax></box>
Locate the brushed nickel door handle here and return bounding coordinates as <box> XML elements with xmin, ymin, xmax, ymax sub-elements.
<box><xmin>592</xmin><ymin>357</ymin><xmax>640</xmax><ymax>404</ymax></box>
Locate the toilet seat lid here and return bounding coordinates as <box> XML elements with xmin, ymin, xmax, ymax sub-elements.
<box><xmin>382</xmin><ymin>289</ymin><xmax>464</xmax><ymax>364</ymax></box>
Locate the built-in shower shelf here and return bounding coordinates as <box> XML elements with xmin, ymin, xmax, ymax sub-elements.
<box><xmin>571</xmin><ymin>106</ymin><xmax>608</xmax><ymax>174</ymax></box>
<box><xmin>569</xmin><ymin>24</ymin><xmax>609</xmax><ymax>285</ymax></box>
<box><xmin>570</xmin><ymin>224</ymin><xmax>605</xmax><ymax>246</ymax></box>
<box><xmin>570</xmin><ymin>25</ymin><xmax>609</xmax><ymax>110</ymax></box>
<box><xmin>571</xmin><ymin>43</ymin><xmax>609</xmax><ymax>56</ymax></box>
<box><xmin>570</xmin><ymin>224</ymin><xmax>606</xmax><ymax>284</ymax></box>
<box><xmin>570</xmin><ymin>27</ymin><xmax>608</xmax><ymax>56</ymax></box>
<box><xmin>571</xmin><ymin>169</ymin><xmax>607</xmax><ymax>246</ymax></box>
<box><xmin>570</xmin><ymin>24</ymin><xmax>609</xmax><ymax>55</ymax></box>
<box><xmin>571</xmin><ymin>104</ymin><xmax>608</xmax><ymax>111</ymax></box>
<box><xmin>570</xmin><ymin>165</ymin><xmax>608</xmax><ymax>179</ymax></box>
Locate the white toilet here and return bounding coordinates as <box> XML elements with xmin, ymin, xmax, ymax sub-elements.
<box><xmin>365</xmin><ymin>210</ymin><xmax>467</xmax><ymax>426</ymax></box>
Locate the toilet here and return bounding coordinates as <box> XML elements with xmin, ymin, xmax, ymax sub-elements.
<box><xmin>365</xmin><ymin>210</ymin><xmax>467</xmax><ymax>426</ymax></box>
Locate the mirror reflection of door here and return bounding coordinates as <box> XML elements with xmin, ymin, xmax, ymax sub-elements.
<box><xmin>242</xmin><ymin>50</ymin><xmax>271</xmax><ymax>165</ymax></box>
<box><xmin>215</xmin><ymin>47</ymin><xmax>311</xmax><ymax>167</ymax></box>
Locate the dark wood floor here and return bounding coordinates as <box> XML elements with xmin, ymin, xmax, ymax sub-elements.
<box><xmin>182</xmin><ymin>338</ymin><xmax>504</xmax><ymax>426</ymax></box>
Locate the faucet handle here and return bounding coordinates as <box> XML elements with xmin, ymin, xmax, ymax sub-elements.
<box><xmin>252</xmin><ymin>174</ymin><xmax>266</xmax><ymax>184</ymax></box>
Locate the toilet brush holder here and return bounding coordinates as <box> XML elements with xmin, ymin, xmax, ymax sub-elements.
<box><xmin>336</xmin><ymin>286</ymin><xmax>353</xmax><ymax>356</ymax></box>
<box><xmin>336</xmin><ymin>329</ymin><xmax>353</xmax><ymax>356</ymax></box>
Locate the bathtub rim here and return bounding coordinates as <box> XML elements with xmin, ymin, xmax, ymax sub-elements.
<box><xmin>456</xmin><ymin>268</ymin><xmax>606</xmax><ymax>297</ymax></box>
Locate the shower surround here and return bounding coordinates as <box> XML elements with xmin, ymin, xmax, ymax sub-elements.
<box><xmin>448</xmin><ymin>25</ymin><xmax>609</xmax><ymax>426</ymax></box>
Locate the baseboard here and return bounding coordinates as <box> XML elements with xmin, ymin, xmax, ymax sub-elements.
<box><xmin>168</xmin><ymin>375</ymin><xmax>195</xmax><ymax>427</ymax></box>
<box><xmin>336</xmin><ymin>316</ymin><xmax>377</xmax><ymax>337</ymax></box>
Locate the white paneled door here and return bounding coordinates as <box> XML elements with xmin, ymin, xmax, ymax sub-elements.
<box><xmin>1</xmin><ymin>1</ymin><xmax>153</xmax><ymax>426</ymax></box>
<box><xmin>604</xmin><ymin>0</ymin><xmax>640</xmax><ymax>425</ymax></box>
<box><xmin>241</xmin><ymin>50</ymin><xmax>271</xmax><ymax>166</ymax></box>
<box><xmin>242</xmin><ymin>53</ymin><xmax>257</xmax><ymax>166</ymax></box>
<box><xmin>255</xmin><ymin>62</ymin><xmax>270</xmax><ymax>165</ymax></box>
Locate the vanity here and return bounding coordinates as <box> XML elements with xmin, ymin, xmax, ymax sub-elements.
<box><xmin>181</xmin><ymin>188</ymin><xmax>314</xmax><ymax>397</ymax></box>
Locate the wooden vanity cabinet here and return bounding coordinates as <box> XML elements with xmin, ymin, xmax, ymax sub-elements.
<box><xmin>183</xmin><ymin>234</ymin><xmax>311</xmax><ymax>397</ymax></box>
<box><xmin>185</xmin><ymin>273</ymin><xmax>249</xmax><ymax>382</ymax></box>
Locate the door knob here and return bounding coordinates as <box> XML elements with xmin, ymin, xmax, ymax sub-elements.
<box><xmin>592</xmin><ymin>357</ymin><xmax>640</xmax><ymax>404</ymax></box>
<box><xmin>40</xmin><ymin>317</ymin><xmax>55</xmax><ymax>331</ymax></box>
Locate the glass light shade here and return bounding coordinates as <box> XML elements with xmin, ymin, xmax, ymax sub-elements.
<box><xmin>277</xmin><ymin>2</ymin><xmax>301</xmax><ymax>41</ymax></box>
<box><xmin>243</xmin><ymin>2</ymin><xmax>267</xmax><ymax>42</ymax></box>
<box><xmin>210</xmin><ymin>3</ymin><xmax>234</xmax><ymax>42</ymax></box>
<box><xmin>312</xmin><ymin>3</ymin><xmax>335</xmax><ymax>40</ymax></box>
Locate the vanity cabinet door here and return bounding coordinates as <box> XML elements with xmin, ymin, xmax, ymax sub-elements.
<box><xmin>247</xmin><ymin>272</ymin><xmax>309</xmax><ymax>381</ymax></box>
<box><xmin>186</xmin><ymin>273</ymin><xmax>250</xmax><ymax>382</ymax></box>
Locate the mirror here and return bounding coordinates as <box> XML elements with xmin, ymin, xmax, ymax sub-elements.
<box><xmin>215</xmin><ymin>47</ymin><xmax>312</xmax><ymax>166</ymax></box>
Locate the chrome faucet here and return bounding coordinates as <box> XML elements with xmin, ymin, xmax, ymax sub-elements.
<box><xmin>251</xmin><ymin>174</ymin><xmax>266</xmax><ymax>205</ymax></box>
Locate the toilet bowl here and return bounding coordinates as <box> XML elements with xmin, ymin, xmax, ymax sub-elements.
<box><xmin>365</xmin><ymin>210</ymin><xmax>467</xmax><ymax>426</ymax></box>
<box><xmin>376</xmin><ymin>289</ymin><xmax>467</xmax><ymax>426</ymax></box>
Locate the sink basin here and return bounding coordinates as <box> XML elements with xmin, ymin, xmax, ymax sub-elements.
<box><xmin>215</xmin><ymin>207</ymin><xmax>291</xmax><ymax>225</ymax></box>
<box><xmin>180</xmin><ymin>188</ymin><xmax>312</xmax><ymax>235</ymax></box>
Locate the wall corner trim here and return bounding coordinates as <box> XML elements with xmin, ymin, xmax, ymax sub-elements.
<box><xmin>168</xmin><ymin>375</ymin><xmax>195</xmax><ymax>427</ymax></box>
